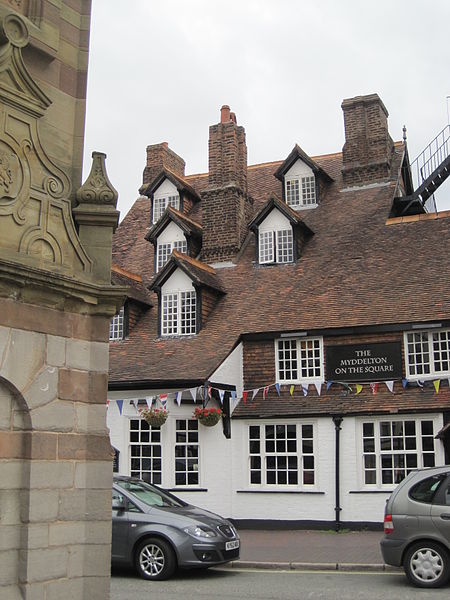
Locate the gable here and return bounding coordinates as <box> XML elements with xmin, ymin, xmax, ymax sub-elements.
<box><xmin>284</xmin><ymin>159</ymin><xmax>314</xmax><ymax>180</ymax></box>
<box><xmin>258</xmin><ymin>208</ymin><xmax>292</xmax><ymax>231</ymax></box>
<box><xmin>161</xmin><ymin>268</ymin><xmax>194</xmax><ymax>294</ymax></box>
<box><xmin>154</xmin><ymin>178</ymin><xmax>178</xmax><ymax>197</ymax></box>
<box><xmin>157</xmin><ymin>221</ymin><xmax>185</xmax><ymax>244</ymax></box>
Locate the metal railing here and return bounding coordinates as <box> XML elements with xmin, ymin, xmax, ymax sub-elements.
<box><xmin>410</xmin><ymin>124</ymin><xmax>450</xmax><ymax>189</ymax></box>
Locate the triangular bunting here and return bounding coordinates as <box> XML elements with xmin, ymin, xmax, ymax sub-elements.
<box><xmin>370</xmin><ymin>383</ymin><xmax>379</xmax><ymax>395</ymax></box>
<box><xmin>289</xmin><ymin>385</ymin><xmax>295</xmax><ymax>396</ymax></box>
<box><xmin>132</xmin><ymin>398</ymin><xmax>140</xmax><ymax>413</ymax></box>
<box><xmin>189</xmin><ymin>388</ymin><xmax>198</xmax><ymax>402</ymax></box>
<box><xmin>252</xmin><ymin>388</ymin><xmax>260</xmax><ymax>400</ymax></box>
<box><xmin>218</xmin><ymin>390</ymin><xmax>225</xmax><ymax>404</ymax></box>
<box><xmin>146</xmin><ymin>396</ymin><xmax>153</xmax><ymax>409</ymax></box>
<box><xmin>175</xmin><ymin>391</ymin><xmax>182</xmax><ymax>406</ymax></box>
<box><xmin>263</xmin><ymin>386</ymin><xmax>269</xmax><ymax>400</ymax></box>
<box><xmin>242</xmin><ymin>391</ymin><xmax>248</xmax><ymax>404</ymax></box>
<box><xmin>326</xmin><ymin>381</ymin><xmax>333</xmax><ymax>391</ymax></box>
<box><xmin>355</xmin><ymin>384</ymin><xmax>363</xmax><ymax>395</ymax></box>
<box><xmin>275</xmin><ymin>383</ymin><xmax>281</xmax><ymax>396</ymax></box>
<box><xmin>385</xmin><ymin>381</ymin><xmax>394</xmax><ymax>393</ymax></box>
<box><xmin>160</xmin><ymin>393</ymin><xmax>168</xmax><ymax>407</ymax></box>
<box><xmin>116</xmin><ymin>400</ymin><xmax>123</xmax><ymax>415</ymax></box>
<box><xmin>314</xmin><ymin>382</ymin><xmax>322</xmax><ymax>396</ymax></box>
<box><xmin>433</xmin><ymin>380</ymin><xmax>440</xmax><ymax>394</ymax></box>
<box><xmin>402</xmin><ymin>379</ymin><xmax>408</xmax><ymax>389</ymax></box>
<box><xmin>231</xmin><ymin>390</ymin><xmax>236</xmax><ymax>402</ymax></box>
<box><xmin>302</xmin><ymin>384</ymin><xmax>308</xmax><ymax>396</ymax></box>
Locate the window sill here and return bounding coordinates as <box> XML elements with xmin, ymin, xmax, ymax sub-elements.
<box><xmin>167</xmin><ymin>487</ymin><xmax>208</xmax><ymax>493</ymax></box>
<box><xmin>349</xmin><ymin>489</ymin><xmax>395</xmax><ymax>494</ymax></box>
<box><xmin>236</xmin><ymin>489</ymin><xmax>324</xmax><ymax>494</ymax></box>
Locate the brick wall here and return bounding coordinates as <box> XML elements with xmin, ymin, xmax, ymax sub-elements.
<box><xmin>201</xmin><ymin>287</ymin><xmax>219</xmax><ymax>325</ymax></box>
<box><xmin>341</xmin><ymin>94</ymin><xmax>395</xmax><ymax>186</ymax></box>
<box><xmin>142</xmin><ymin>142</ymin><xmax>186</xmax><ymax>186</ymax></box>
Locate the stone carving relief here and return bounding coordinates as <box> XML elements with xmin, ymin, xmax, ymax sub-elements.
<box><xmin>0</xmin><ymin>9</ymin><xmax>91</xmax><ymax>275</ymax></box>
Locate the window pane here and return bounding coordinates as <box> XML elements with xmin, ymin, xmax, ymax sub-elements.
<box><xmin>276</xmin><ymin>229</ymin><xmax>293</xmax><ymax>263</ymax></box>
<box><xmin>109</xmin><ymin>307</ymin><xmax>124</xmax><ymax>341</ymax></box>
<box><xmin>175</xmin><ymin>419</ymin><xmax>199</xmax><ymax>486</ymax></box>
<box><xmin>259</xmin><ymin>230</ymin><xmax>274</xmax><ymax>263</ymax></box>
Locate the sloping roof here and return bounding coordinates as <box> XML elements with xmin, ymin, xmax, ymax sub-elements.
<box><xmin>145</xmin><ymin>206</ymin><xmax>202</xmax><ymax>243</ymax></box>
<box><xmin>150</xmin><ymin>250</ymin><xmax>225</xmax><ymax>294</ymax></box>
<box><xmin>140</xmin><ymin>168</ymin><xmax>201</xmax><ymax>202</ymax></box>
<box><xmin>111</xmin><ymin>265</ymin><xmax>153</xmax><ymax>306</ymax></box>
<box><xmin>109</xmin><ymin>146</ymin><xmax>450</xmax><ymax>398</ymax></box>
<box><xmin>274</xmin><ymin>144</ymin><xmax>334</xmax><ymax>182</ymax></box>
<box><xmin>248</xmin><ymin>194</ymin><xmax>314</xmax><ymax>236</ymax></box>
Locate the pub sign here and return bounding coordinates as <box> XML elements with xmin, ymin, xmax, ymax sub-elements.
<box><xmin>325</xmin><ymin>342</ymin><xmax>402</xmax><ymax>382</ymax></box>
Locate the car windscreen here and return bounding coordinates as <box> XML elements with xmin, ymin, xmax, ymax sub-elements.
<box><xmin>115</xmin><ymin>480</ymin><xmax>186</xmax><ymax>508</ymax></box>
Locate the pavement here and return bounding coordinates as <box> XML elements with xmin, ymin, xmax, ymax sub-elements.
<box><xmin>228</xmin><ymin>528</ymin><xmax>400</xmax><ymax>573</ymax></box>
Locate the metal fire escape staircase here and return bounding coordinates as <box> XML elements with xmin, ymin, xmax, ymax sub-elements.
<box><xmin>393</xmin><ymin>124</ymin><xmax>450</xmax><ymax>216</ymax></box>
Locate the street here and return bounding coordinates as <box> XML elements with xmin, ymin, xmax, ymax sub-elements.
<box><xmin>111</xmin><ymin>567</ymin><xmax>450</xmax><ymax>599</ymax></box>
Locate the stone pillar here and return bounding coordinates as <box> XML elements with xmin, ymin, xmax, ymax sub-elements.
<box><xmin>0</xmin><ymin>6</ymin><xmax>125</xmax><ymax>599</ymax></box>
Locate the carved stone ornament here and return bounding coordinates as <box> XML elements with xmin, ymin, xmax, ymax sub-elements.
<box><xmin>0</xmin><ymin>8</ymin><xmax>92</xmax><ymax>276</ymax></box>
<box><xmin>76</xmin><ymin>152</ymin><xmax>118</xmax><ymax>207</ymax></box>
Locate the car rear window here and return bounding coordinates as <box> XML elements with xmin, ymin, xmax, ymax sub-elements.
<box><xmin>409</xmin><ymin>475</ymin><xmax>445</xmax><ymax>504</ymax></box>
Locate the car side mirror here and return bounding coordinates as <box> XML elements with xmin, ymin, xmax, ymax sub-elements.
<box><xmin>112</xmin><ymin>497</ymin><xmax>127</xmax><ymax>511</ymax></box>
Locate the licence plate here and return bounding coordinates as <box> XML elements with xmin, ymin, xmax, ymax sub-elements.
<box><xmin>226</xmin><ymin>540</ymin><xmax>240</xmax><ymax>551</ymax></box>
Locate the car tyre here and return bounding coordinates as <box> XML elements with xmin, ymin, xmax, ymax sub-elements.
<box><xmin>403</xmin><ymin>541</ymin><xmax>450</xmax><ymax>588</ymax></box>
<box><xmin>135</xmin><ymin>537</ymin><xmax>176</xmax><ymax>580</ymax></box>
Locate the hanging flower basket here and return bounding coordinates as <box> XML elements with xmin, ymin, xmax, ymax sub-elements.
<box><xmin>193</xmin><ymin>406</ymin><xmax>222</xmax><ymax>427</ymax></box>
<box><xmin>139</xmin><ymin>407</ymin><xmax>169</xmax><ymax>427</ymax></box>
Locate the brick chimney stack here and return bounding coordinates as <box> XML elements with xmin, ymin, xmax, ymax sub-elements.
<box><xmin>341</xmin><ymin>94</ymin><xmax>395</xmax><ymax>186</ymax></box>
<box><xmin>200</xmin><ymin>106</ymin><xmax>251</xmax><ymax>263</ymax></box>
<box><xmin>142</xmin><ymin>142</ymin><xmax>186</xmax><ymax>186</ymax></box>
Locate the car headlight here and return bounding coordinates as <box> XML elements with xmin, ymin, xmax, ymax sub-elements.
<box><xmin>184</xmin><ymin>526</ymin><xmax>217</xmax><ymax>538</ymax></box>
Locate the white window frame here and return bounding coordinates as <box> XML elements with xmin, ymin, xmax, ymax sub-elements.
<box><xmin>152</xmin><ymin>193</ymin><xmax>180</xmax><ymax>223</ymax></box>
<box><xmin>129</xmin><ymin>417</ymin><xmax>162</xmax><ymax>485</ymax></box>
<box><xmin>156</xmin><ymin>239</ymin><xmax>187</xmax><ymax>272</ymax></box>
<box><xmin>258</xmin><ymin>228</ymin><xmax>293</xmax><ymax>264</ymax></box>
<box><xmin>174</xmin><ymin>418</ymin><xmax>200</xmax><ymax>486</ymax></box>
<box><xmin>275</xmin><ymin>337</ymin><xmax>324</xmax><ymax>384</ymax></box>
<box><xmin>109</xmin><ymin>306</ymin><xmax>124</xmax><ymax>341</ymax></box>
<box><xmin>285</xmin><ymin>175</ymin><xmax>316</xmax><ymax>209</ymax></box>
<box><xmin>404</xmin><ymin>329</ymin><xmax>450</xmax><ymax>380</ymax></box>
<box><xmin>360</xmin><ymin>416</ymin><xmax>440</xmax><ymax>489</ymax></box>
<box><xmin>161</xmin><ymin>290</ymin><xmax>196</xmax><ymax>336</ymax></box>
<box><xmin>248</xmin><ymin>421</ymin><xmax>316</xmax><ymax>489</ymax></box>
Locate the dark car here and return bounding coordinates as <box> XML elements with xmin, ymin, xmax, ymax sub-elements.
<box><xmin>380</xmin><ymin>466</ymin><xmax>450</xmax><ymax>588</ymax></box>
<box><xmin>112</xmin><ymin>476</ymin><xmax>240</xmax><ymax>580</ymax></box>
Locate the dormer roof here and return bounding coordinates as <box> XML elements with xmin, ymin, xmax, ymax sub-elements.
<box><xmin>248</xmin><ymin>194</ymin><xmax>315</xmax><ymax>237</ymax></box>
<box><xmin>145</xmin><ymin>206</ymin><xmax>203</xmax><ymax>243</ymax></box>
<box><xmin>150</xmin><ymin>250</ymin><xmax>226</xmax><ymax>295</ymax></box>
<box><xmin>111</xmin><ymin>265</ymin><xmax>154</xmax><ymax>306</ymax></box>
<box><xmin>274</xmin><ymin>144</ymin><xmax>334</xmax><ymax>183</ymax></box>
<box><xmin>140</xmin><ymin>168</ymin><xmax>201</xmax><ymax>202</ymax></box>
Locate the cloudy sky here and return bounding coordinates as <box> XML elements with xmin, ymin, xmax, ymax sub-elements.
<box><xmin>83</xmin><ymin>0</ymin><xmax>450</xmax><ymax>218</ymax></box>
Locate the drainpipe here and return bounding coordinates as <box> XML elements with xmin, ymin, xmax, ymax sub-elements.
<box><xmin>332</xmin><ymin>416</ymin><xmax>343</xmax><ymax>532</ymax></box>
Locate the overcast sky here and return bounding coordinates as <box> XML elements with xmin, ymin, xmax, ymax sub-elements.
<box><xmin>83</xmin><ymin>0</ymin><xmax>450</xmax><ymax>218</ymax></box>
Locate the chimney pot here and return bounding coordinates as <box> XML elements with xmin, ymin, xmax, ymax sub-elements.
<box><xmin>220</xmin><ymin>105</ymin><xmax>231</xmax><ymax>123</ymax></box>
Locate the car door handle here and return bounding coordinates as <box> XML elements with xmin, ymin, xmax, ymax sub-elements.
<box><xmin>440</xmin><ymin>514</ymin><xmax>450</xmax><ymax>520</ymax></box>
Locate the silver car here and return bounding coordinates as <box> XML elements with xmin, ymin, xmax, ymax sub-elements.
<box><xmin>112</xmin><ymin>476</ymin><xmax>240</xmax><ymax>580</ymax></box>
<box><xmin>380</xmin><ymin>465</ymin><xmax>450</xmax><ymax>588</ymax></box>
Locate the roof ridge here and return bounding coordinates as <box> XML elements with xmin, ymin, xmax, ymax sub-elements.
<box><xmin>172</xmin><ymin>250</ymin><xmax>216</xmax><ymax>274</ymax></box>
<box><xmin>111</xmin><ymin>264</ymin><xmax>142</xmax><ymax>282</ymax></box>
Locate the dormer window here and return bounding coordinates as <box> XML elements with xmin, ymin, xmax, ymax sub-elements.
<box><xmin>162</xmin><ymin>290</ymin><xmax>196</xmax><ymax>335</ymax></box>
<box><xmin>157</xmin><ymin>240</ymin><xmax>187</xmax><ymax>272</ymax></box>
<box><xmin>286</xmin><ymin>175</ymin><xmax>316</xmax><ymax>209</ymax></box>
<box><xmin>153</xmin><ymin>193</ymin><xmax>179</xmax><ymax>223</ymax></box>
<box><xmin>259</xmin><ymin>228</ymin><xmax>293</xmax><ymax>264</ymax></box>
<box><xmin>109</xmin><ymin>306</ymin><xmax>125</xmax><ymax>341</ymax></box>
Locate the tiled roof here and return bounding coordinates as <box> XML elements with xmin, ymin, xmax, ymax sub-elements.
<box><xmin>111</xmin><ymin>266</ymin><xmax>153</xmax><ymax>306</ymax></box>
<box><xmin>150</xmin><ymin>250</ymin><xmax>225</xmax><ymax>294</ymax></box>
<box><xmin>109</xmin><ymin>146</ymin><xmax>450</xmax><ymax>413</ymax></box>
<box><xmin>145</xmin><ymin>206</ymin><xmax>202</xmax><ymax>243</ymax></box>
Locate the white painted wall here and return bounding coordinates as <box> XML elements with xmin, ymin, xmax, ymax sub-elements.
<box><xmin>161</xmin><ymin>268</ymin><xmax>194</xmax><ymax>293</ymax></box>
<box><xmin>154</xmin><ymin>178</ymin><xmax>178</xmax><ymax>198</ymax></box>
<box><xmin>157</xmin><ymin>221</ymin><xmax>185</xmax><ymax>244</ymax></box>
<box><xmin>210</xmin><ymin>342</ymin><xmax>244</xmax><ymax>409</ymax></box>
<box><xmin>259</xmin><ymin>208</ymin><xmax>292</xmax><ymax>233</ymax></box>
<box><xmin>285</xmin><ymin>158</ymin><xmax>314</xmax><ymax>179</ymax></box>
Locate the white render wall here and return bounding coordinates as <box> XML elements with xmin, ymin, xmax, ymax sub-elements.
<box><xmin>258</xmin><ymin>208</ymin><xmax>292</xmax><ymax>233</ymax></box>
<box><xmin>107</xmin><ymin>398</ymin><xmax>446</xmax><ymax>525</ymax></box>
<box><xmin>158</xmin><ymin>221</ymin><xmax>185</xmax><ymax>245</ymax></box>
<box><xmin>161</xmin><ymin>269</ymin><xmax>195</xmax><ymax>294</ymax></box>
<box><xmin>285</xmin><ymin>158</ymin><xmax>314</xmax><ymax>179</ymax></box>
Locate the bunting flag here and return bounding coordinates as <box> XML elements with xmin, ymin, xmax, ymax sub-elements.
<box><xmin>117</xmin><ymin>400</ymin><xmax>124</xmax><ymax>415</ymax></box>
<box><xmin>370</xmin><ymin>383</ymin><xmax>379</xmax><ymax>395</ymax></box>
<box><xmin>341</xmin><ymin>382</ymin><xmax>352</xmax><ymax>393</ymax></box>
<box><xmin>203</xmin><ymin>386</ymin><xmax>208</xmax><ymax>401</ymax></box>
<box><xmin>326</xmin><ymin>381</ymin><xmax>333</xmax><ymax>391</ymax></box>
<box><xmin>242</xmin><ymin>391</ymin><xmax>248</xmax><ymax>404</ymax></box>
<box><xmin>145</xmin><ymin>396</ymin><xmax>153</xmax><ymax>409</ymax></box>
<box><xmin>189</xmin><ymin>388</ymin><xmax>198</xmax><ymax>402</ymax></box>
<box><xmin>302</xmin><ymin>384</ymin><xmax>308</xmax><ymax>396</ymax></box>
<box><xmin>263</xmin><ymin>386</ymin><xmax>269</xmax><ymax>400</ymax></box>
<box><xmin>385</xmin><ymin>381</ymin><xmax>394</xmax><ymax>393</ymax></box>
<box><xmin>160</xmin><ymin>393</ymin><xmax>168</xmax><ymax>408</ymax></box>
<box><xmin>402</xmin><ymin>379</ymin><xmax>408</xmax><ymax>389</ymax></box>
<box><xmin>289</xmin><ymin>385</ymin><xmax>295</xmax><ymax>396</ymax></box>
<box><xmin>417</xmin><ymin>380</ymin><xmax>424</xmax><ymax>388</ymax></box>
<box><xmin>434</xmin><ymin>380</ymin><xmax>440</xmax><ymax>394</ymax></box>
<box><xmin>314</xmin><ymin>382</ymin><xmax>322</xmax><ymax>396</ymax></box>
<box><xmin>355</xmin><ymin>384</ymin><xmax>363</xmax><ymax>395</ymax></box>
<box><xmin>219</xmin><ymin>389</ymin><xmax>225</xmax><ymax>404</ymax></box>
<box><xmin>175</xmin><ymin>391</ymin><xmax>182</xmax><ymax>406</ymax></box>
<box><xmin>231</xmin><ymin>390</ymin><xmax>237</xmax><ymax>402</ymax></box>
<box><xmin>106</xmin><ymin>399</ymin><xmax>110</xmax><ymax>407</ymax></box>
<box><xmin>252</xmin><ymin>388</ymin><xmax>260</xmax><ymax>400</ymax></box>
<box><xmin>132</xmin><ymin>398</ymin><xmax>140</xmax><ymax>413</ymax></box>
<box><xmin>275</xmin><ymin>383</ymin><xmax>281</xmax><ymax>396</ymax></box>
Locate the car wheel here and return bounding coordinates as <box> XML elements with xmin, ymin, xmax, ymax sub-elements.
<box><xmin>403</xmin><ymin>541</ymin><xmax>450</xmax><ymax>588</ymax></box>
<box><xmin>134</xmin><ymin>537</ymin><xmax>176</xmax><ymax>580</ymax></box>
